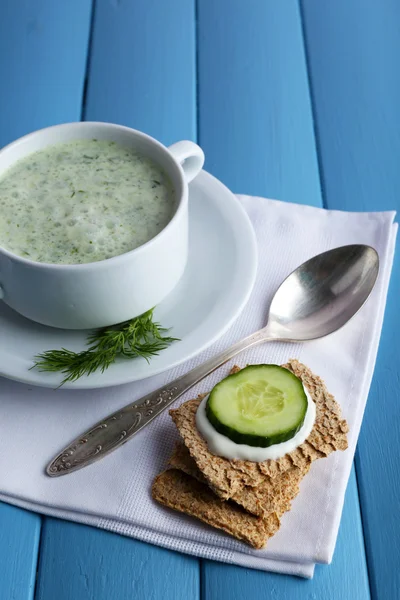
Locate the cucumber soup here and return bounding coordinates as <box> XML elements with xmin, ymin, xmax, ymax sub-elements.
<box><xmin>0</xmin><ymin>139</ymin><xmax>175</xmax><ymax>264</ymax></box>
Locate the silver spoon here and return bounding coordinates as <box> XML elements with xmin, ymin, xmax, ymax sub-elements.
<box><xmin>47</xmin><ymin>244</ymin><xmax>379</xmax><ymax>477</ymax></box>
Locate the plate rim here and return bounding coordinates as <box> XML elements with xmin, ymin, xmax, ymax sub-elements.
<box><xmin>0</xmin><ymin>170</ymin><xmax>258</xmax><ymax>389</ymax></box>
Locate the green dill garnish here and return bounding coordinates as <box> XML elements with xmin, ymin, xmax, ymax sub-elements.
<box><xmin>71</xmin><ymin>191</ymin><xmax>75</xmax><ymax>197</ymax></box>
<box><xmin>32</xmin><ymin>308</ymin><xmax>179</xmax><ymax>385</ymax></box>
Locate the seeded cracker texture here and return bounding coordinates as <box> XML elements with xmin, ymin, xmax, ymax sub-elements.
<box><xmin>152</xmin><ymin>469</ymin><xmax>280</xmax><ymax>549</ymax></box>
<box><xmin>168</xmin><ymin>442</ymin><xmax>308</xmax><ymax>517</ymax></box>
<box><xmin>168</xmin><ymin>360</ymin><xmax>349</xmax><ymax>500</ymax></box>
<box><xmin>152</xmin><ymin>360</ymin><xmax>349</xmax><ymax>548</ymax></box>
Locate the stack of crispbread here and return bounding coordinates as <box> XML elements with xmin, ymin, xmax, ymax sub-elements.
<box><xmin>152</xmin><ymin>360</ymin><xmax>349</xmax><ymax>549</ymax></box>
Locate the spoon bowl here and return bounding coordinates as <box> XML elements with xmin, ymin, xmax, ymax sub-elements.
<box><xmin>267</xmin><ymin>245</ymin><xmax>379</xmax><ymax>341</ymax></box>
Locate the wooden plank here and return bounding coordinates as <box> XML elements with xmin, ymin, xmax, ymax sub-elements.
<box><xmin>197</xmin><ymin>0</ymin><xmax>370</xmax><ymax>596</ymax></box>
<box><xmin>0</xmin><ymin>2</ymin><xmax>92</xmax><ymax>599</ymax></box>
<box><xmin>0</xmin><ymin>0</ymin><xmax>93</xmax><ymax>147</ymax></box>
<box><xmin>0</xmin><ymin>504</ymin><xmax>41</xmax><ymax>600</ymax></box>
<box><xmin>301</xmin><ymin>2</ymin><xmax>400</xmax><ymax>598</ymax></box>
<box><xmin>84</xmin><ymin>0</ymin><xmax>196</xmax><ymax>145</ymax></box>
<box><xmin>197</xmin><ymin>0</ymin><xmax>321</xmax><ymax>202</ymax></box>
<box><xmin>37</xmin><ymin>3</ymin><xmax>200</xmax><ymax>599</ymax></box>
<box><xmin>300</xmin><ymin>0</ymin><xmax>400</xmax><ymax>213</ymax></box>
<box><xmin>36</xmin><ymin>520</ymin><xmax>199</xmax><ymax>600</ymax></box>
<box><xmin>201</xmin><ymin>468</ymin><xmax>369</xmax><ymax>599</ymax></box>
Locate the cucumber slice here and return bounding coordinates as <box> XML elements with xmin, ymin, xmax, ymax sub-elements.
<box><xmin>206</xmin><ymin>365</ymin><xmax>308</xmax><ymax>447</ymax></box>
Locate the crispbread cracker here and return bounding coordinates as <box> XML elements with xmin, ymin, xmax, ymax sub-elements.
<box><xmin>169</xmin><ymin>442</ymin><xmax>308</xmax><ymax>517</ymax></box>
<box><xmin>169</xmin><ymin>360</ymin><xmax>349</xmax><ymax>500</ymax></box>
<box><xmin>152</xmin><ymin>469</ymin><xmax>280</xmax><ymax>549</ymax></box>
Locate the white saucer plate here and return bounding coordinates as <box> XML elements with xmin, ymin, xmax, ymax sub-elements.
<box><xmin>0</xmin><ymin>171</ymin><xmax>257</xmax><ymax>389</ymax></box>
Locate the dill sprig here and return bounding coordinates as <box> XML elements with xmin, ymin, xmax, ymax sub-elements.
<box><xmin>32</xmin><ymin>308</ymin><xmax>179</xmax><ymax>385</ymax></box>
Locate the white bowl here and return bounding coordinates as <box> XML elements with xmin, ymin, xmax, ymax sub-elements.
<box><xmin>0</xmin><ymin>122</ymin><xmax>204</xmax><ymax>329</ymax></box>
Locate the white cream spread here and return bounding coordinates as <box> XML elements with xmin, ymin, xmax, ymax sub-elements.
<box><xmin>195</xmin><ymin>384</ymin><xmax>316</xmax><ymax>462</ymax></box>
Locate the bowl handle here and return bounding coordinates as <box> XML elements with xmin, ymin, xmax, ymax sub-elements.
<box><xmin>168</xmin><ymin>141</ymin><xmax>204</xmax><ymax>183</ymax></box>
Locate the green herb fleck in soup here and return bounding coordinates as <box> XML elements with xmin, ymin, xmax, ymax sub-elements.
<box><xmin>0</xmin><ymin>139</ymin><xmax>175</xmax><ymax>264</ymax></box>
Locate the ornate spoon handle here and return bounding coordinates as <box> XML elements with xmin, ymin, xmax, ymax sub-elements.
<box><xmin>47</xmin><ymin>329</ymin><xmax>270</xmax><ymax>476</ymax></box>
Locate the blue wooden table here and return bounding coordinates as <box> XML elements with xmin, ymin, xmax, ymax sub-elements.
<box><xmin>0</xmin><ymin>1</ymin><xmax>399</xmax><ymax>598</ymax></box>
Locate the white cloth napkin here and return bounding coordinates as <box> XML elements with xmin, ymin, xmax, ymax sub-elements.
<box><xmin>0</xmin><ymin>197</ymin><xmax>397</xmax><ymax>579</ymax></box>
